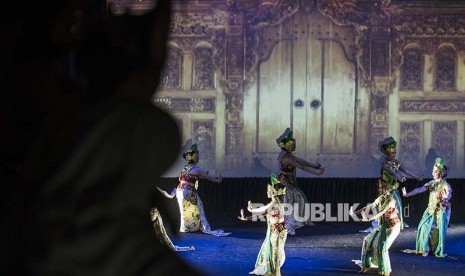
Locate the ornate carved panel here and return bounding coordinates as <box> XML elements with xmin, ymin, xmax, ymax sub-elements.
<box><xmin>193</xmin><ymin>47</ymin><xmax>215</xmax><ymax>90</ymax></box>
<box><xmin>435</xmin><ymin>47</ymin><xmax>456</xmax><ymax>91</ymax></box>
<box><xmin>161</xmin><ymin>47</ymin><xmax>183</xmax><ymax>89</ymax></box>
<box><xmin>399</xmin><ymin>122</ymin><xmax>422</xmax><ymax>170</ymax></box>
<box><xmin>246</xmin><ymin>0</ymin><xmax>299</xmax><ymax>28</ymax></box>
<box><xmin>395</xmin><ymin>14</ymin><xmax>465</xmax><ymax>37</ymax></box>
<box><xmin>400</xmin><ymin>100</ymin><xmax>465</xmax><ymax>113</ymax></box>
<box><xmin>403</xmin><ymin>38</ymin><xmax>465</xmax><ymax>55</ymax></box>
<box><xmin>170</xmin><ymin>11</ymin><xmax>228</xmax><ymax>36</ymax></box>
<box><xmin>433</xmin><ymin>121</ymin><xmax>456</xmax><ymax>169</ymax></box>
<box><xmin>226</xmin><ymin>37</ymin><xmax>244</xmax><ymax>77</ymax></box>
<box><xmin>225</xmin><ymin>124</ymin><xmax>243</xmax><ymax>156</ymax></box>
<box><xmin>400</xmin><ymin>49</ymin><xmax>423</xmax><ymax>90</ymax></box>
<box><xmin>212</xmin><ymin>29</ymin><xmax>227</xmax><ymax>81</ymax></box>
<box><xmin>152</xmin><ymin>97</ymin><xmax>216</xmax><ymax>113</ymax></box>
<box><xmin>192</xmin><ymin>121</ymin><xmax>215</xmax><ymax>169</ymax></box>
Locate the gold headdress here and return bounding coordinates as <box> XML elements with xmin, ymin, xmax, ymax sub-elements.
<box><xmin>268</xmin><ymin>174</ymin><xmax>286</xmax><ymax>196</ymax></box>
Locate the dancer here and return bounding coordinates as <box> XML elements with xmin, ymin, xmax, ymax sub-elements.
<box><xmin>242</xmin><ymin>174</ymin><xmax>288</xmax><ymax>276</ymax></box>
<box><xmin>276</xmin><ymin>128</ymin><xmax>324</xmax><ymax>235</ymax></box>
<box><xmin>402</xmin><ymin>157</ymin><xmax>451</xmax><ymax>257</ymax></box>
<box><xmin>351</xmin><ymin>180</ymin><xmax>401</xmax><ymax>276</ymax></box>
<box><xmin>362</xmin><ymin>137</ymin><xmax>421</xmax><ymax>233</ymax></box>
<box><xmin>150</xmin><ymin>208</ymin><xmax>195</xmax><ymax>251</ymax></box>
<box><xmin>157</xmin><ymin>143</ymin><xmax>231</xmax><ymax>236</ymax></box>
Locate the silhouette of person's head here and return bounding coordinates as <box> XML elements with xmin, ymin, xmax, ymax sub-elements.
<box><xmin>3</xmin><ymin>1</ymin><xmax>198</xmax><ymax>275</ymax></box>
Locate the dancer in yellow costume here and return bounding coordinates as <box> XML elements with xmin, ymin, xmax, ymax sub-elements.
<box><xmin>157</xmin><ymin>144</ymin><xmax>231</xmax><ymax>236</ymax></box>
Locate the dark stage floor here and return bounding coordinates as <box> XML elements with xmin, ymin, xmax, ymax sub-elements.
<box><xmin>166</xmin><ymin>216</ymin><xmax>465</xmax><ymax>276</ymax></box>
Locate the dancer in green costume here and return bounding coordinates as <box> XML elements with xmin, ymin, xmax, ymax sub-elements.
<box><xmin>240</xmin><ymin>174</ymin><xmax>288</xmax><ymax>276</ymax></box>
<box><xmin>351</xmin><ymin>179</ymin><xmax>401</xmax><ymax>276</ymax></box>
<box><xmin>362</xmin><ymin>137</ymin><xmax>422</xmax><ymax>233</ymax></box>
<box><xmin>403</xmin><ymin>157</ymin><xmax>451</xmax><ymax>257</ymax></box>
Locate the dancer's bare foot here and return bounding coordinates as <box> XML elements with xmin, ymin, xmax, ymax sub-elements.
<box><xmin>422</xmin><ymin>251</ymin><xmax>429</xmax><ymax>257</ymax></box>
<box><xmin>358</xmin><ymin>267</ymin><xmax>369</xmax><ymax>274</ymax></box>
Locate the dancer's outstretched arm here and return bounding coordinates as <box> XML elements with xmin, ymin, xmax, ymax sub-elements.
<box><xmin>290</xmin><ymin>155</ymin><xmax>325</xmax><ymax>175</ymax></box>
<box><xmin>402</xmin><ymin>185</ymin><xmax>427</xmax><ymax>197</ymax></box>
<box><xmin>156</xmin><ymin>186</ymin><xmax>176</xmax><ymax>199</ymax></box>
<box><xmin>247</xmin><ymin>200</ymin><xmax>272</xmax><ymax>213</ymax></box>
<box><xmin>192</xmin><ymin>166</ymin><xmax>222</xmax><ymax>183</ymax></box>
<box><xmin>362</xmin><ymin>198</ymin><xmax>394</xmax><ymax>222</ymax></box>
<box><xmin>399</xmin><ymin>163</ymin><xmax>422</xmax><ymax>180</ymax></box>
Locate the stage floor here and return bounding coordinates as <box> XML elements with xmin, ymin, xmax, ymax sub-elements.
<box><xmin>166</xmin><ymin>217</ymin><xmax>465</xmax><ymax>275</ymax></box>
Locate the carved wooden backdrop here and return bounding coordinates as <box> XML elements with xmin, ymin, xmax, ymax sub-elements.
<box><xmin>152</xmin><ymin>0</ymin><xmax>465</xmax><ymax>177</ymax></box>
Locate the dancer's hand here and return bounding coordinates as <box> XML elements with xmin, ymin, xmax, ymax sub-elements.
<box><xmin>402</xmin><ymin>187</ymin><xmax>408</xmax><ymax>197</ymax></box>
<box><xmin>349</xmin><ymin>206</ymin><xmax>355</xmax><ymax>216</ymax></box>
<box><xmin>314</xmin><ymin>166</ymin><xmax>324</xmax><ymax>175</ymax></box>
<box><xmin>216</xmin><ymin>174</ymin><xmax>222</xmax><ymax>183</ymax></box>
<box><xmin>247</xmin><ymin>201</ymin><xmax>253</xmax><ymax>212</ymax></box>
<box><xmin>238</xmin><ymin>209</ymin><xmax>247</xmax><ymax>221</ymax></box>
<box><xmin>361</xmin><ymin>210</ymin><xmax>368</xmax><ymax>221</ymax></box>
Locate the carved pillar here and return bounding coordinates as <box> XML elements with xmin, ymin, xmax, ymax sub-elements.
<box><xmin>211</xmin><ymin>9</ymin><xmax>246</xmax><ymax>170</ymax></box>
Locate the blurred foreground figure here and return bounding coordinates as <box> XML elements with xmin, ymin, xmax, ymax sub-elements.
<box><xmin>1</xmin><ymin>0</ymin><xmax>199</xmax><ymax>275</ymax></box>
<box><xmin>150</xmin><ymin>208</ymin><xmax>195</xmax><ymax>251</ymax></box>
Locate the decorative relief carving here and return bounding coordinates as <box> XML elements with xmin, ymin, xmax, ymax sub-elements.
<box><xmin>212</xmin><ymin>29</ymin><xmax>227</xmax><ymax>80</ymax></box>
<box><xmin>161</xmin><ymin>47</ymin><xmax>182</xmax><ymax>89</ymax></box>
<box><xmin>371</xmin><ymin>76</ymin><xmax>392</xmax><ymax>96</ymax></box>
<box><xmin>226</xmin><ymin>38</ymin><xmax>244</xmax><ymax>77</ymax></box>
<box><xmin>175</xmin><ymin>37</ymin><xmax>206</xmax><ymax>53</ymax></box>
<box><xmin>170</xmin><ymin>11</ymin><xmax>228</xmax><ymax>35</ymax></box>
<box><xmin>225</xmin><ymin>125</ymin><xmax>243</xmax><ymax>156</ymax></box>
<box><xmin>152</xmin><ymin>97</ymin><xmax>215</xmax><ymax>113</ymax></box>
<box><xmin>400</xmin><ymin>49</ymin><xmax>423</xmax><ymax>90</ymax></box>
<box><xmin>370</xmin><ymin>111</ymin><xmax>388</xmax><ymax>129</ymax></box>
<box><xmin>399</xmin><ymin>122</ymin><xmax>422</xmax><ymax>170</ymax></box>
<box><xmin>395</xmin><ymin>14</ymin><xmax>465</xmax><ymax>37</ymax></box>
<box><xmin>435</xmin><ymin>47</ymin><xmax>456</xmax><ymax>91</ymax></box>
<box><xmin>193</xmin><ymin>47</ymin><xmax>215</xmax><ymax>90</ymax></box>
<box><xmin>226</xmin><ymin>94</ymin><xmax>243</xmax><ymax>110</ymax></box>
<box><xmin>244</xmin><ymin>25</ymin><xmax>259</xmax><ymax>87</ymax></box>
<box><xmin>433</xmin><ymin>121</ymin><xmax>456</xmax><ymax>169</ymax></box>
<box><xmin>246</xmin><ymin>0</ymin><xmax>299</xmax><ymax>29</ymax></box>
<box><xmin>192</xmin><ymin>121</ymin><xmax>215</xmax><ymax>169</ymax></box>
<box><xmin>400</xmin><ymin>100</ymin><xmax>465</xmax><ymax>113</ymax></box>
<box><xmin>256</xmin><ymin>15</ymin><xmax>295</xmax><ymax>63</ymax></box>
<box><xmin>404</xmin><ymin>38</ymin><xmax>465</xmax><ymax>54</ymax></box>
<box><xmin>371</xmin><ymin>94</ymin><xmax>388</xmax><ymax>111</ymax></box>
<box><xmin>372</xmin><ymin>39</ymin><xmax>390</xmax><ymax>77</ymax></box>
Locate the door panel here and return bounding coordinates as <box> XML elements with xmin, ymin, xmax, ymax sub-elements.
<box><xmin>321</xmin><ymin>40</ymin><xmax>356</xmax><ymax>154</ymax></box>
<box><xmin>255</xmin><ymin>10</ymin><xmax>359</xmax><ymax>171</ymax></box>
<box><xmin>257</xmin><ymin>40</ymin><xmax>292</xmax><ymax>153</ymax></box>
